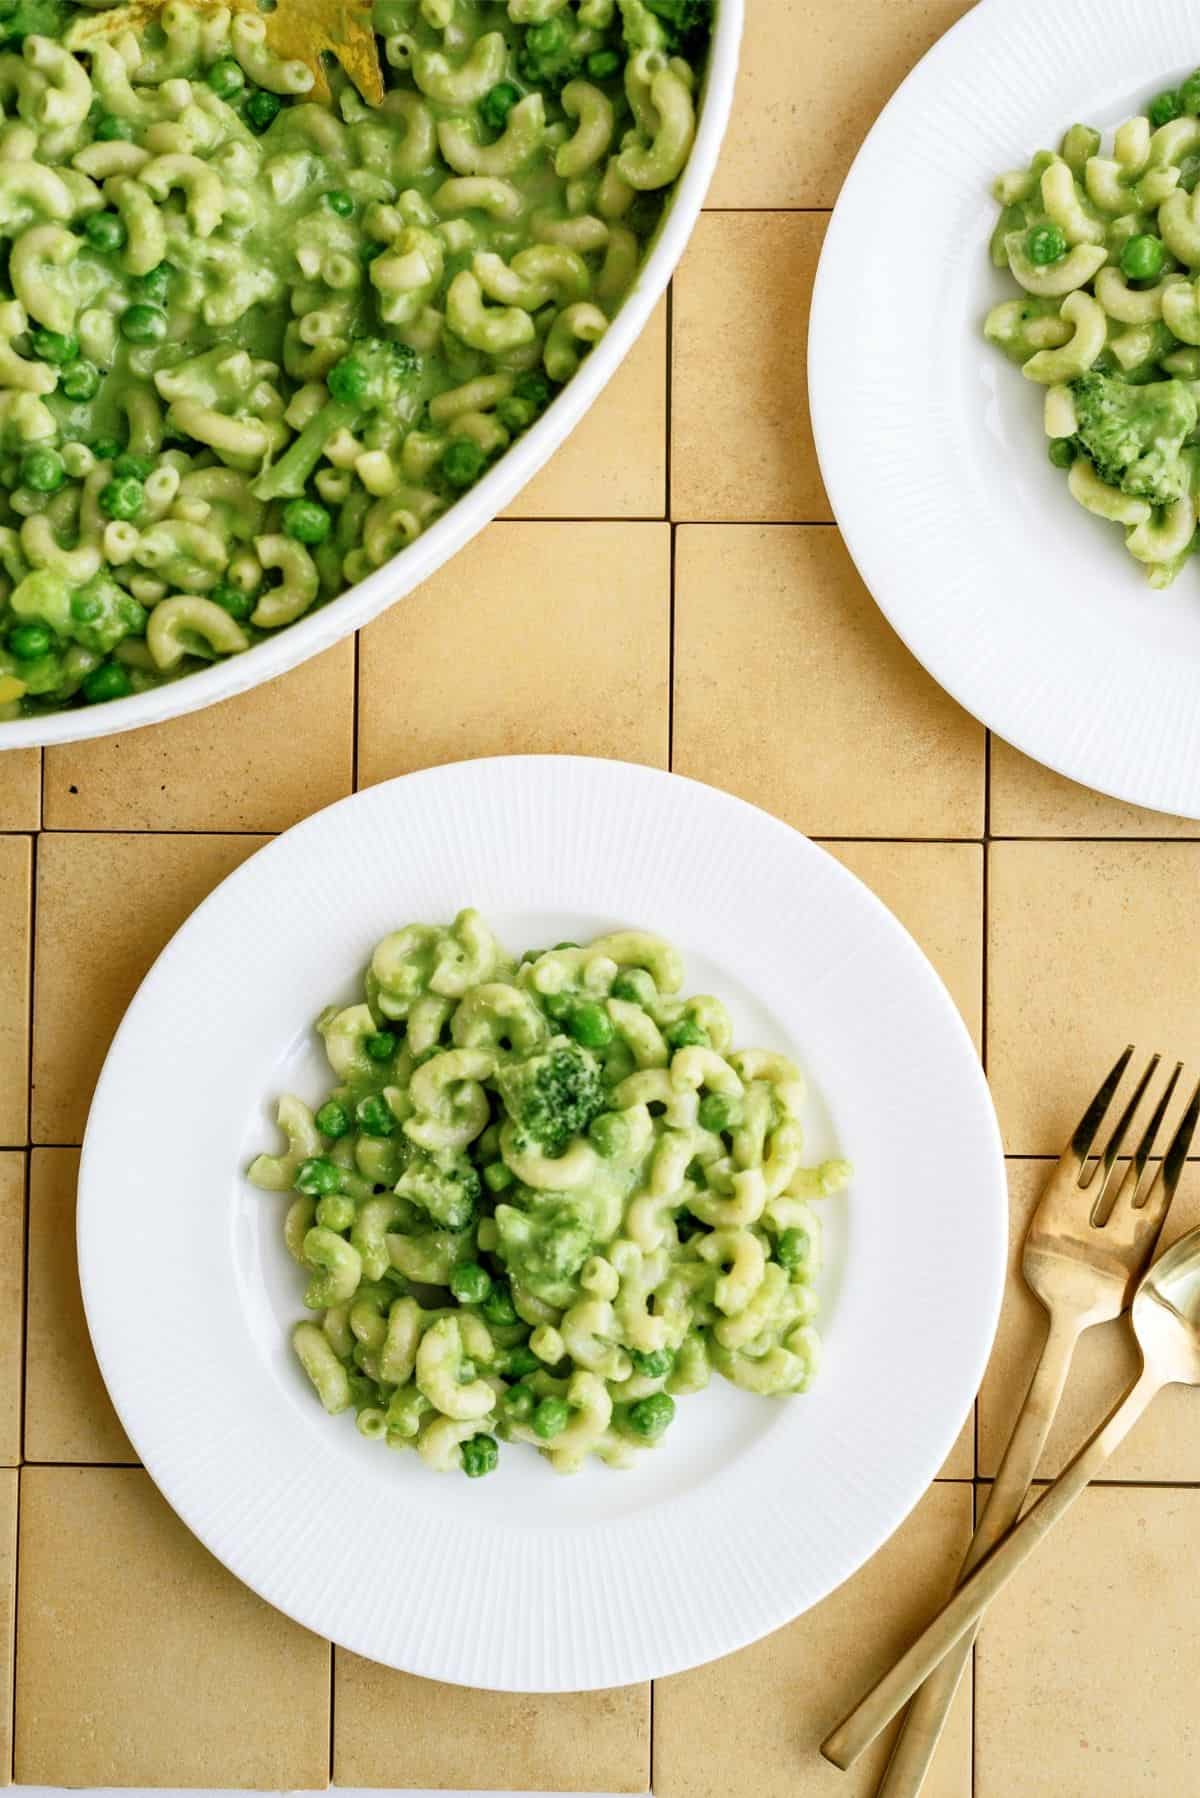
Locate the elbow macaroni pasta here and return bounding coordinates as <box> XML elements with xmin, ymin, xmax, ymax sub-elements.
<box><xmin>249</xmin><ymin>915</ymin><xmax>851</xmax><ymax>1478</ymax></box>
<box><xmin>0</xmin><ymin>0</ymin><xmax>709</xmax><ymax>719</ymax></box>
<box><xmin>984</xmin><ymin>73</ymin><xmax>1200</xmax><ymax>592</ymax></box>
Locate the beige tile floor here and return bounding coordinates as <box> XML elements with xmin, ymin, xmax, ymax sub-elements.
<box><xmin>2</xmin><ymin>2</ymin><xmax>1199</xmax><ymax>1791</ymax></box>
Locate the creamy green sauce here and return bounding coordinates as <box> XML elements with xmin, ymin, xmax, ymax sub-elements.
<box><xmin>0</xmin><ymin>0</ymin><xmax>710</xmax><ymax>716</ymax></box>
<box><xmin>250</xmin><ymin>915</ymin><xmax>850</xmax><ymax>1478</ymax></box>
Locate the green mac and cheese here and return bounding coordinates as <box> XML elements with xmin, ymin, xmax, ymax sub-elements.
<box><xmin>984</xmin><ymin>69</ymin><xmax>1200</xmax><ymax>590</ymax></box>
<box><xmin>249</xmin><ymin>913</ymin><xmax>850</xmax><ymax>1478</ymax></box>
<box><xmin>0</xmin><ymin>0</ymin><xmax>711</xmax><ymax>718</ymax></box>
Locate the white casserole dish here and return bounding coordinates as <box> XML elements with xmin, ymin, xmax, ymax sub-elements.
<box><xmin>2</xmin><ymin>0</ymin><xmax>743</xmax><ymax>748</ymax></box>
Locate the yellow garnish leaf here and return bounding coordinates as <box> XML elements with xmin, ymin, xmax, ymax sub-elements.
<box><xmin>66</xmin><ymin>0</ymin><xmax>383</xmax><ymax>107</ymax></box>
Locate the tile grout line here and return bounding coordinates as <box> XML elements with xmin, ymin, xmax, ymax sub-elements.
<box><xmin>351</xmin><ymin>628</ymin><xmax>361</xmax><ymax>795</ymax></box>
<box><xmin>16</xmin><ymin>827</ymin><xmax>1200</xmax><ymax>845</ymax></box>
<box><xmin>665</xmin><ymin>274</ymin><xmax>675</xmax><ymax>776</ymax></box>
<box><xmin>8</xmin><ymin>1446</ymin><xmax>19</xmax><ymax>1784</ymax></box>
<box><xmin>328</xmin><ymin>1637</ymin><xmax>335</xmax><ymax>1787</ymax></box>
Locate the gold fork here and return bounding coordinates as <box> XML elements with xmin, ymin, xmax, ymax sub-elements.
<box><xmin>823</xmin><ymin>1045</ymin><xmax>1200</xmax><ymax>1785</ymax></box>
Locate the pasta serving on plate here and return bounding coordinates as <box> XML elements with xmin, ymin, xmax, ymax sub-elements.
<box><xmin>249</xmin><ymin>911</ymin><xmax>850</xmax><ymax>1478</ymax></box>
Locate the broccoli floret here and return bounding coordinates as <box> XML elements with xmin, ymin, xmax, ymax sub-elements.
<box><xmin>254</xmin><ymin>337</ymin><xmax>421</xmax><ymax>501</ymax></box>
<box><xmin>1070</xmin><ymin>370</ymin><xmax>1198</xmax><ymax>506</ymax></box>
<box><xmin>643</xmin><ymin>0</ymin><xmax>713</xmax><ymax>51</ymax></box>
<box><xmin>496</xmin><ymin>1038</ymin><xmax>606</xmax><ymax>1157</ymax></box>
<box><xmin>396</xmin><ymin>1149</ymin><xmax>481</xmax><ymax>1230</ymax></box>
<box><xmin>619</xmin><ymin>0</ymin><xmax>711</xmax><ymax>53</ymax></box>
<box><xmin>517</xmin><ymin>14</ymin><xmax>583</xmax><ymax>89</ymax></box>
<box><xmin>66</xmin><ymin>572</ymin><xmax>146</xmax><ymax>656</ymax></box>
<box><xmin>0</xmin><ymin>0</ymin><xmax>74</xmax><ymax>45</ymax></box>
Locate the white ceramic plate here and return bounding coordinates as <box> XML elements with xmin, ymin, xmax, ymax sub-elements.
<box><xmin>3</xmin><ymin>3</ymin><xmax>742</xmax><ymax>750</ymax></box>
<box><xmin>78</xmin><ymin>757</ymin><xmax>1005</xmax><ymax>1691</ymax></box>
<box><xmin>810</xmin><ymin>0</ymin><xmax>1200</xmax><ymax>819</ymax></box>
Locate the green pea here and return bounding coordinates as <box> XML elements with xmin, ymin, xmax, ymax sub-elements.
<box><xmin>531</xmin><ymin>1396</ymin><xmax>569</xmax><ymax>1440</ymax></box>
<box><xmin>1025</xmin><ymin>223</ymin><xmax>1068</xmax><ymax>266</ymax></box>
<box><xmin>513</xmin><ymin>371</ymin><xmax>552</xmax><ymax>410</ymax></box>
<box><xmin>210</xmin><ymin>581</ymin><xmax>254</xmax><ymax>620</ymax></box>
<box><xmin>611</xmin><ymin>968</ymin><xmax>656</xmax><ymax>1006</ymax></box>
<box><xmin>568</xmin><ymin>1000</ymin><xmax>614</xmax><ymax>1049</ymax></box>
<box><xmin>7</xmin><ymin>621</ymin><xmax>53</xmax><ymax>660</ymax></box>
<box><xmin>113</xmin><ymin>452</ymin><xmax>153</xmax><ymax>480</ymax></box>
<box><xmin>496</xmin><ymin>395</ymin><xmax>536</xmax><ymax>433</ymax></box>
<box><xmin>295</xmin><ymin>1156</ymin><xmax>342</xmax><ymax>1196</ymax></box>
<box><xmin>1120</xmin><ymin>233</ymin><xmax>1167</xmax><ymax>281</ymax></box>
<box><xmin>479</xmin><ymin>80</ymin><xmax>520</xmax><ymax>133</ymax></box>
<box><xmin>505</xmin><ymin>1344</ymin><xmax>540</xmax><ymax>1378</ymax></box>
<box><xmin>631</xmin><ymin>1346</ymin><xmax>674</xmax><ymax>1380</ymax></box>
<box><xmin>71</xmin><ymin>591</ymin><xmax>101</xmax><ymax>622</ymax></box>
<box><xmin>315</xmin><ymin>1193</ymin><xmax>355</xmax><ymax>1231</ymax></box>
<box><xmin>90</xmin><ymin>437</ymin><xmax>122</xmax><ymax>461</ymax></box>
<box><xmin>586</xmin><ymin>48</ymin><xmax>621</xmax><ymax>78</ymax></box>
<box><xmin>245</xmin><ymin>87</ymin><xmax>282</xmax><ymax>131</ymax></box>
<box><xmin>502</xmin><ymin>1382</ymin><xmax>535</xmax><ymax>1420</ymax></box>
<box><xmin>355</xmin><ymin>1093</ymin><xmax>395</xmax><ymax>1137</ymax></box>
<box><xmin>80</xmin><ymin>661</ymin><xmax>132</xmax><ymax>703</ymax></box>
<box><xmin>207</xmin><ymin>56</ymin><xmax>245</xmax><ymax>98</ymax></box>
<box><xmin>588</xmin><ymin>1111</ymin><xmax>629</xmax><ymax>1157</ymax></box>
<box><xmin>60</xmin><ymin>360</ymin><xmax>100</xmax><ymax>401</ymax></box>
<box><xmin>1149</xmin><ymin>89</ymin><xmax>1181</xmax><ymax>129</ymax></box>
<box><xmin>20</xmin><ymin>449</ymin><xmax>64</xmax><ymax>493</ymax></box>
<box><xmin>450</xmin><ymin>1263</ymin><xmax>492</xmax><ymax>1305</ymax></box>
<box><xmin>543</xmin><ymin>991</ymin><xmax>573</xmax><ymax>1021</ymax></box>
<box><xmin>481</xmin><ymin>1280</ymin><xmax>518</xmax><ymax>1327</ymax></box>
<box><xmin>120</xmin><ymin>303</ymin><xmax>167</xmax><ymax>344</ymax></box>
<box><xmin>460</xmin><ymin>1432</ymin><xmax>499</xmax><ymax>1477</ymax></box>
<box><xmin>324</xmin><ymin>189</ymin><xmax>355</xmax><ymax>216</ymax></box>
<box><xmin>483</xmin><ymin>1159</ymin><xmax>514</xmax><ymax>1194</ymax></box>
<box><xmin>697</xmin><ymin>1091</ymin><xmax>740</xmax><ymax>1133</ymax></box>
<box><xmin>94</xmin><ymin>112</ymin><xmax>135</xmax><ymax>141</ymax></box>
<box><xmin>98</xmin><ymin>476</ymin><xmax>143</xmax><ymax>521</ymax></box>
<box><xmin>626</xmin><ymin>1391</ymin><xmax>675</xmax><ymax>1439</ymax></box>
<box><xmin>32</xmin><ymin>329</ymin><xmax>78</xmax><ymax>365</ymax></box>
<box><xmin>132</xmin><ymin>263</ymin><xmax>172</xmax><ymax>305</ymax></box>
<box><xmin>282</xmin><ymin>497</ymin><xmax>331</xmax><ymax>544</ymax></box>
<box><xmin>775</xmin><ymin>1225</ymin><xmax>811</xmax><ymax>1271</ymax></box>
<box><xmin>441</xmin><ymin>437</ymin><xmax>488</xmax><ymax>489</ymax></box>
<box><xmin>665</xmin><ymin>1018</ymin><xmax>708</xmax><ymax>1050</ymax></box>
<box><xmin>84</xmin><ymin>210</ymin><xmax>126</xmax><ymax>253</ymax></box>
<box><xmin>1047</xmin><ymin>438</ymin><xmax>1076</xmax><ymax>470</ymax></box>
<box><xmin>315</xmin><ymin>1099</ymin><xmax>351</xmax><ymax>1139</ymax></box>
<box><xmin>364</xmin><ymin>1030</ymin><xmax>397</xmax><ymax>1062</ymax></box>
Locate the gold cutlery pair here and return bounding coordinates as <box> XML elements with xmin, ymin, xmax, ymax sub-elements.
<box><xmin>823</xmin><ymin>1046</ymin><xmax>1200</xmax><ymax>1796</ymax></box>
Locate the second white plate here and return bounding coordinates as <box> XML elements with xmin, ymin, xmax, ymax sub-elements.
<box><xmin>78</xmin><ymin>757</ymin><xmax>1005</xmax><ymax>1690</ymax></box>
<box><xmin>810</xmin><ymin>0</ymin><xmax>1200</xmax><ymax>819</ymax></box>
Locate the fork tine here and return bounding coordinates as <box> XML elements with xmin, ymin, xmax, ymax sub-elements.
<box><xmin>1093</xmin><ymin>1061</ymin><xmax>1180</xmax><ymax>1226</ymax></box>
<box><xmin>1071</xmin><ymin>1043</ymin><xmax>1134</xmax><ymax>1161</ymax></box>
<box><xmin>1087</xmin><ymin>1053</ymin><xmax>1159</xmax><ymax>1213</ymax></box>
<box><xmin>1133</xmin><ymin>1074</ymin><xmax>1200</xmax><ymax>1219</ymax></box>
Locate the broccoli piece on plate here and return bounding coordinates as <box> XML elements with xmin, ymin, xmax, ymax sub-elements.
<box><xmin>1070</xmin><ymin>370</ymin><xmax>1198</xmax><ymax>506</ymax></box>
<box><xmin>497</xmin><ymin>1038</ymin><xmax>606</xmax><ymax>1157</ymax></box>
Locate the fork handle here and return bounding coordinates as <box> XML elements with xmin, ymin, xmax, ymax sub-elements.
<box><xmin>869</xmin><ymin>1310</ymin><xmax>1083</xmax><ymax>1798</ymax></box>
<box><xmin>822</xmin><ymin>1363</ymin><xmax>1163</xmax><ymax>1771</ymax></box>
